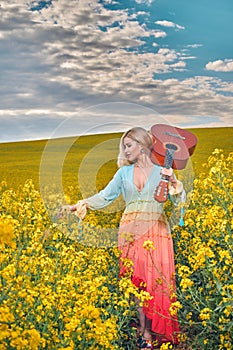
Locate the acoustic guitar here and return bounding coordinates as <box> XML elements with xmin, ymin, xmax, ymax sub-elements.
<box><xmin>150</xmin><ymin>124</ymin><xmax>197</xmax><ymax>202</ymax></box>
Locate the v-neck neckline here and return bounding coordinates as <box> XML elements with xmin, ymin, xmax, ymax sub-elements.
<box><xmin>132</xmin><ymin>164</ymin><xmax>155</xmax><ymax>193</ymax></box>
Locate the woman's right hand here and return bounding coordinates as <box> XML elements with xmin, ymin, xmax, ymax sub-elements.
<box><xmin>58</xmin><ymin>200</ymin><xmax>87</xmax><ymax>220</ymax></box>
<box><xmin>73</xmin><ymin>200</ymin><xmax>87</xmax><ymax>220</ymax></box>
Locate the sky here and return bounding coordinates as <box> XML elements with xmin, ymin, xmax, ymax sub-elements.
<box><xmin>0</xmin><ymin>0</ymin><xmax>233</xmax><ymax>143</ymax></box>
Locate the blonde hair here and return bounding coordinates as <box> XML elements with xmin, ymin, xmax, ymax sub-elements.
<box><xmin>117</xmin><ymin>127</ymin><xmax>153</xmax><ymax>168</ymax></box>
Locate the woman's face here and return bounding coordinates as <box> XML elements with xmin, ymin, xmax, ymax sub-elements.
<box><xmin>123</xmin><ymin>136</ymin><xmax>141</xmax><ymax>162</ymax></box>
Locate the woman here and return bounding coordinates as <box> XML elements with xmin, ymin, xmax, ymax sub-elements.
<box><xmin>68</xmin><ymin>127</ymin><xmax>185</xmax><ymax>348</ymax></box>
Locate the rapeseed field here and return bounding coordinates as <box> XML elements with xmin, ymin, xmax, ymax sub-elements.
<box><xmin>0</xmin><ymin>128</ymin><xmax>232</xmax><ymax>349</ymax></box>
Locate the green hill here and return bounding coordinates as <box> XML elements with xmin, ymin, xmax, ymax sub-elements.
<box><xmin>0</xmin><ymin>127</ymin><xmax>232</xmax><ymax>190</ymax></box>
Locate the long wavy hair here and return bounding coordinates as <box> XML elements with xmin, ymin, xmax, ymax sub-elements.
<box><xmin>117</xmin><ymin>127</ymin><xmax>153</xmax><ymax>168</ymax></box>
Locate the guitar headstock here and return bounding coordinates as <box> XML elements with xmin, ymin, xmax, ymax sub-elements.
<box><xmin>154</xmin><ymin>180</ymin><xmax>169</xmax><ymax>203</ymax></box>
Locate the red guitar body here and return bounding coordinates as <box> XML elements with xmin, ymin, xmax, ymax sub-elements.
<box><xmin>150</xmin><ymin>124</ymin><xmax>197</xmax><ymax>170</ymax></box>
<box><xmin>150</xmin><ymin>124</ymin><xmax>197</xmax><ymax>202</ymax></box>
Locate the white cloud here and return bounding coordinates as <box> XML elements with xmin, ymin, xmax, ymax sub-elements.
<box><xmin>206</xmin><ymin>59</ymin><xmax>233</xmax><ymax>72</ymax></box>
<box><xmin>155</xmin><ymin>20</ymin><xmax>185</xmax><ymax>30</ymax></box>
<box><xmin>170</xmin><ymin>61</ymin><xmax>186</xmax><ymax>71</ymax></box>
<box><xmin>138</xmin><ymin>76</ymin><xmax>233</xmax><ymax>122</ymax></box>
<box><xmin>135</xmin><ymin>0</ymin><xmax>154</xmax><ymax>4</ymax></box>
<box><xmin>186</xmin><ymin>44</ymin><xmax>202</xmax><ymax>49</ymax></box>
<box><xmin>215</xmin><ymin>81</ymin><xmax>233</xmax><ymax>93</ymax></box>
<box><xmin>153</xmin><ymin>30</ymin><xmax>167</xmax><ymax>38</ymax></box>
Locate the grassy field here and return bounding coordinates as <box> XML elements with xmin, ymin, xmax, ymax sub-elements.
<box><xmin>1</xmin><ymin>127</ymin><xmax>232</xmax><ymax>190</ymax></box>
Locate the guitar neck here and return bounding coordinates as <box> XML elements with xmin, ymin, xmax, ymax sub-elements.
<box><xmin>154</xmin><ymin>144</ymin><xmax>177</xmax><ymax>202</ymax></box>
<box><xmin>163</xmin><ymin>144</ymin><xmax>177</xmax><ymax>169</ymax></box>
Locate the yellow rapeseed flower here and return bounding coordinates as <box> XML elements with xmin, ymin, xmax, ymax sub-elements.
<box><xmin>180</xmin><ymin>277</ymin><xmax>194</xmax><ymax>292</ymax></box>
<box><xmin>160</xmin><ymin>342</ymin><xmax>173</xmax><ymax>349</ymax></box>
<box><xmin>169</xmin><ymin>301</ymin><xmax>182</xmax><ymax>316</ymax></box>
<box><xmin>142</xmin><ymin>240</ymin><xmax>156</xmax><ymax>251</ymax></box>
<box><xmin>199</xmin><ymin>308</ymin><xmax>212</xmax><ymax>321</ymax></box>
<box><xmin>0</xmin><ymin>216</ymin><xmax>16</xmax><ymax>249</ymax></box>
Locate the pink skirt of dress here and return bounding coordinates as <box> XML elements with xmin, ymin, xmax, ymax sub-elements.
<box><xmin>118</xmin><ymin>208</ymin><xmax>180</xmax><ymax>344</ymax></box>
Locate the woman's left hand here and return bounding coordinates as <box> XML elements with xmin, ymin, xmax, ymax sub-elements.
<box><xmin>161</xmin><ymin>167</ymin><xmax>177</xmax><ymax>188</ymax></box>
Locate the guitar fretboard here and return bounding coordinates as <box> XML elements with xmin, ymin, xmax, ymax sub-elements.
<box><xmin>164</xmin><ymin>144</ymin><xmax>178</xmax><ymax>169</ymax></box>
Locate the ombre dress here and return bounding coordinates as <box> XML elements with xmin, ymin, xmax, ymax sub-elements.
<box><xmin>85</xmin><ymin>163</ymin><xmax>185</xmax><ymax>343</ymax></box>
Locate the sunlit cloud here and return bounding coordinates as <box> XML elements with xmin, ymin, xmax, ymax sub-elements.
<box><xmin>206</xmin><ymin>59</ymin><xmax>233</xmax><ymax>72</ymax></box>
